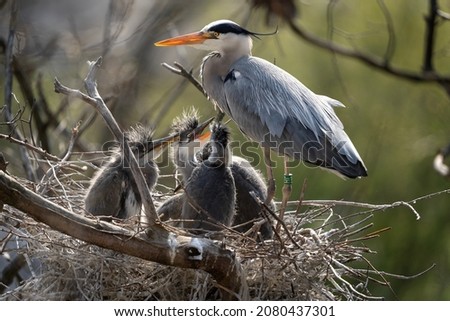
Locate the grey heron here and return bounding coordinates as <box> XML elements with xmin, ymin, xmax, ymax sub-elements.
<box><xmin>181</xmin><ymin>122</ymin><xmax>236</xmax><ymax>234</ymax></box>
<box><xmin>84</xmin><ymin>125</ymin><xmax>177</xmax><ymax>220</ymax></box>
<box><xmin>155</xmin><ymin>19</ymin><xmax>367</xmax><ymax>223</ymax></box>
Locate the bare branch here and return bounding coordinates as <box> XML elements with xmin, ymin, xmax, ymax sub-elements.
<box><xmin>2</xmin><ymin>1</ymin><xmax>35</xmax><ymax>181</ymax></box>
<box><xmin>377</xmin><ymin>0</ymin><xmax>396</xmax><ymax>62</ymax></box>
<box><xmin>287</xmin><ymin>20</ymin><xmax>450</xmax><ymax>84</ymax></box>
<box><xmin>37</xmin><ymin>122</ymin><xmax>81</xmax><ymax>195</ymax></box>
<box><xmin>423</xmin><ymin>0</ymin><xmax>438</xmax><ymax>72</ymax></box>
<box><xmin>161</xmin><ymin>62</ymin><xmax>225</xmax><ymax>122</ymax></box>
<box><xmin>161</xmin><ymin>62</ymin><xmax>206</xmax><ymax>97</ymax></box>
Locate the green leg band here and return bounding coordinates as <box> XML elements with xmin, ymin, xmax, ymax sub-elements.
<box><xmin>283</xmin><ymin>173</ymin><xmax>293</xmax><ymax>186</ymax></box>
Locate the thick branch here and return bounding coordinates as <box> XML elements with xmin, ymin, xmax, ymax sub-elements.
<box><xmin>0</xmin><ymin>171</ymin><xmax>243</xmax><ymax>299</ymax></box>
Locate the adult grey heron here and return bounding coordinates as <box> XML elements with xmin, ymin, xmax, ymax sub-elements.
<box><xmin>84</xmin><ymin>125</ymin><xmax>177</xmax><ymax>220</ymax></box>
<box><xmin>155</xmin><ymin>19</ymin><xmax>368</xmax><ymax>210</ymax></box>
<box><xmin>181</xmin><ymin>122</ymin><xmax>236</xmax><ymax>234</ymax></box>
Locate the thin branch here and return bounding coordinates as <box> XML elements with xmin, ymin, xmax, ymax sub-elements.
<box><xmin>377</xmin><ymin>0</ymin><xmax>396</xmax><ymax>62</ymax></box>
<box><xmin>161</xmin><ymin>62</ymin><xmax>226</xmax><ymax>122</ymax></box>
<box><xmin>161</xmin><ymin>62</ymin><xmax>206</xmax><ymax>97</ymax></box>
<box><xmin>0</xmin><ymin>134</ymin><xmax>58</xmax><ymax>163</ymax></box>
<box><xmin>36</xmin><ymin>122</ymin><xmax>81</xmax><ymax>195</ymax></box>
<box><xmin>249</xmin><ymin>191</ymin><xmax>302</xmax><ymax>250</ymax></box>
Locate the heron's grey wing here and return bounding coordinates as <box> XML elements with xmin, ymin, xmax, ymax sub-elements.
<box><xmin>223</xmin><ymin>56</ymin><xmax>365</xmax><ymax>168</ymax></box>
<box><xmin>224</xmin><ymin>56</ymin><xmax>343</xmax><ymax>138</ymax></box>
<box><xmin>84</xmin><ymin>166</ymin><xmax>125</xmax><ymax>217</ymax></box>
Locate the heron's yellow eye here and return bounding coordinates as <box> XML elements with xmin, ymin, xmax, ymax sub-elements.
<box><xmin>213</xmin><ymin>32</ymin><xmax>220</xmax><ymax>38</ymax></box>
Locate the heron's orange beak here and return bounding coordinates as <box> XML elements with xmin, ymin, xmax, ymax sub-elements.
<box><xmin>155</xmin><ymin>32</ymin><xmax>214</xmax><ymax>46</ymax></box>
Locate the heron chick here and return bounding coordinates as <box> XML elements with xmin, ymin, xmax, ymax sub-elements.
<box><xmin>198</xmin><ymin>136</ymin><xmax>275</xmax><ymax>239</ymax></box>
<box><xmin>157</xmin><ymin>109</ymin><xmax>212</xmax><ymax>222</ymax></box>
<box><xmin>84</xmin><ymin>125</ymin><xmax>175</xmax><ymax>220</ymax></box>
<box><xmin>181</xmin><ymin>122</ymin><xmax>236</xmax><ymax>234</ymax></box>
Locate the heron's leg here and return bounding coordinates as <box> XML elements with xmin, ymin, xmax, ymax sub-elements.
<box><xmin>276</xmin><ymin>157</ymin><xmax>292</xmax><ymax>233</ymax></box>
<box><xmin>263</xmin><ymin>146</ymin><xmax>276</xmax><ymax>205</ymax></box>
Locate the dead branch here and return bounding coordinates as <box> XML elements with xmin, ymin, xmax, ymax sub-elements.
<box><xmin>37</xmin><ymin>123</ymin><xmax>81</xmax><ymax>195</ymax></box>
<box><xmin>2</xmin><ymin>1</ymin><xmax>35</xmax><ymax>181</ymax></box>
<box><xmin>161</xmin><ymin>62</ymin><xmax>206</xmax><ymax>97</ymax></box>
<box><xmin>161</xmin><ymin>62</ymin><xmax>226</xmax><ymax>122</ymax></box>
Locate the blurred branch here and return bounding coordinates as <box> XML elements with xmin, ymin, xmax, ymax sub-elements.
<box><xmin>287</xmin><ymin>19</ymin><xmax>450</xmax><ymax>84</ymax></box>
<box><xmin>257</xmin><ymin>0</ymin><xmax>450</xmax><ymax>93</ymax></box>
<box><xmin>2</xmin><ymin>1</ymin><xmax>35</xmax><ymax>181</ymax></box>
<box><xmin>376</xmin><ymin>0</ymin><xmax>396</xmax><ymax>63</ymax></box>
<box><xmin>0</xmin><ymin>133</ymin><xmax>60</xmax><ymax>163</ymax></box>
<box><xmin>423</xmin><ymin>0</ymin><xmax>438</xmax><ymax>73</ymax></box>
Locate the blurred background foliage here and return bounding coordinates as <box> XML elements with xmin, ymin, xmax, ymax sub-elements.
<box><xmin>0</xmin><ymin>0</ymin><xmax>449</xmax><ymax>300</ymax></box>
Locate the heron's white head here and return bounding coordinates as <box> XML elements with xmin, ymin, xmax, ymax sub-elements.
<box><xmin>155</xmin><ymin>20</ymin><xmax>260</xmax><ymax>56</ymax></box>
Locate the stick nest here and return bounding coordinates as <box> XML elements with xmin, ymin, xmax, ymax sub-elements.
<box><xmin>1</xmin><ymin>157</ymin><xmax>388</xmax><ymax>301</ymax></box>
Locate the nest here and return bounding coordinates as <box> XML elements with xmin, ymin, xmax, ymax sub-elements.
<box><xmin>0</xmin><ymin>154</ymin><xmax>389</xmax><ymax>301</ymax></box>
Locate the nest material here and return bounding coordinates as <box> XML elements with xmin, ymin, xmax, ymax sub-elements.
<box><xmin>0</xmin><ymin>158</ymin><xmax>384</xmax><ymax>301</ymax></box>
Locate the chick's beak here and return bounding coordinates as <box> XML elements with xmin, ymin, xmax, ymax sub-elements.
<box><xmin>147</xmin><ymin>133</ymin><xmax>180</xmax><ymax>152</ymax></box>
<box><xmin>196</xmin><ymin>131</ymin><xmax>211</xmax><ymax>143</ymax></box>
<box><xmin>188</xmin><ymin>117</ymin><xmax>214</xmax><ymax>142</ymax></box>
<box><xmin>155</xmin><ymin>31</ymin><xmax>214</xmax><ymax>46</ymax></box>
